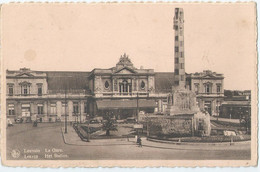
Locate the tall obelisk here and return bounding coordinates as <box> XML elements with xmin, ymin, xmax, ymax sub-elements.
<box><xmin>166</xmin><ymin>8</ymin><xmax>199</xmax><ymax>115</ymax></box>
<box><xmin>173</xmin><ymin>8</ymin><xmax>185</xmax><ymax>89</ymax></box>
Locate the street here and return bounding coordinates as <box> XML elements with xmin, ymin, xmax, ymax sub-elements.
<box><xmin>6</xmin><ymin>123</ymin><xmax>251</xmax><ymax>160</ymax></box>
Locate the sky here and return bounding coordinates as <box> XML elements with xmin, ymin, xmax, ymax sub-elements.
<box><xmin>1</xmin><ymin>3</ymin><xmax>257</xmax><ymax>90</ymax></box>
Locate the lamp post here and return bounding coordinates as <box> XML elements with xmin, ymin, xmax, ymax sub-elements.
<box><xmin>64</xmin><ymin>84</ymin><xmax>68</xmax><ymax>134</ymax></box>
<box><xmin>136</xmin><ymin>92</ymin><xmax>139</xmax><ymax>123</ymax></box>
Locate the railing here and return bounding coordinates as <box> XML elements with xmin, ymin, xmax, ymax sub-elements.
<box><xmin>98</xmin><ymin>92</ymin><xmax>150</xmax><ymax>97</ymax></box>
<box><xmin>196</xmin><ymin>92</ymin><xmax>224</xmax><ymax>96</ymax></box>
<box><xmin>48</xmin><ymin>89</ymin><xmax>87</xmax><ymax>94</ymax></box>
<box><xmin>6</xmin><ymin>93</ymin><xmax>87</xmax><ymax>99</ymax></box>
<box><xmin>6</xmin><ymin>93</ymin><xmax>49</xmax><ymax>98</ymax></box>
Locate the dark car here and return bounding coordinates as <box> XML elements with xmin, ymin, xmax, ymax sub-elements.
<box><xmin>90</xmin><ymin>119</ymin><xmax>99</xmax><ymax>124</ymax></box>
<box><xmin>14</xmin><ymin>118</ymin><xmax>23</xmax><ymax>123</ymax></box>
<box><xmin>126</xmin><ymin>117</ymin><xmax>137</xmax><ymax>124</ymax></box>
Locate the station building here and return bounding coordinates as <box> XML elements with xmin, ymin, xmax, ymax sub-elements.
<box><xmin>6</xmin><ymin>61</ymin><xmax>224</xmax><ymax>122</ymax></box>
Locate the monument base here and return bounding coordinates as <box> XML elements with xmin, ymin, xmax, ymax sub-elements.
<box><xmin>165</xmin><ymin>87</ymin><xmax>200</xmax><ymax>115</ymax></box>
<box><xmin>162</xmin><ymin>87</ymin><xmax>211</xmax><ymax>136</ymax></box>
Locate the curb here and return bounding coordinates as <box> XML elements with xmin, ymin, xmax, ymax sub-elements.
<box><xmin>61</xmin><ymin>127</ymin><xmax>136</xmax><ymax>147</ymax></box>
<box><xmin>147</xmin><ymin>137</ymin><xmax>251</xmax><ymax>146</ymax></box>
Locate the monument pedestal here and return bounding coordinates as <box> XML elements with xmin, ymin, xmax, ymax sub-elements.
<box><xmin>164</xmin><ymin>86</ymin><xmax>211</xmax><ymax>136</ymax></box>
<box><xmin>166</xmin><ymin>87</ymin><xmax>200</xmax><ymax>115</ymax></box>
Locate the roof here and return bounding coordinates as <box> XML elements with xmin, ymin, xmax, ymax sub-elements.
<box><xmin>46</xmin><ymin>72</ymin><xmax>90</xmax><ymax>93</ymax></box>
<box><xmin>189</xmin><ymin>70</ymin><xmax>224</xmax><ymax>79</ymax></box>
<box><xmin>96</xmin><ymin>99</ymin><xmax>157</xmax><ymax>109</ymax></box>
<box><xmin>154</xmin><ymin>72</ymin><xmax>175</xmax><ymax>93</ymax></box>
<box><xmin>47</xmin><ymin>71</ymin><xmax>175</xmax><ymax>94</ymax></box>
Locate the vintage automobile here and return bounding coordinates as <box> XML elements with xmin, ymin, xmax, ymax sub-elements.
<box><xmin>14</xmin><ymin>117</ymin><xmax>23</xmax><ymax>123</ymax></box>
<box><xmin>126</xmin><ymin>117</ymin><xmax>137</xmax><ymax>124</ymax></box>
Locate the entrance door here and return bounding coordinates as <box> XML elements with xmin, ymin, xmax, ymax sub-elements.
<box><xmin>204</xmin><ymin>101</ymin><xmax>212</xmax><ymax>115</ymax></box>
<box><xmin>21</xmin><ymin>104</ymin><xmax>31</xmax><ymax>117</ymax></box>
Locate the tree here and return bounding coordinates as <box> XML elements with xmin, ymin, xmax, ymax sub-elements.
<box><xmin>102</xmin><ymin>113</ymin><xmax>118</xmax><ymax>136</ymax></box>
<box><xmin>241</xmin><ymin>111</ymin><xmax>251</xmax><ymax>134</ymax></box>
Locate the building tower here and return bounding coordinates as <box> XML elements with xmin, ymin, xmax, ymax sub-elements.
<box><xmin>173</xmin><ymin>8</ymin><xmax>185</xmax><ymax>88</ymax></box>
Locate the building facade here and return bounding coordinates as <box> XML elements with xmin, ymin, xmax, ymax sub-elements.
<box><xmin>186</xmin><ymin>70</ymin><xmax>225</xmax><ymax>116</ymax></box>
<box><xmin>87</xmin><ymin>53</ymin><xmax>161</xmax><ymax>119</ymax></box>
<box><xmin>6</xmin><ymin>68</ymin><xmax>89</xmax><ymax>123</ymax></box>
<box><xmin>220</xmin><ymin>90</ymin><xmax>251</xmax><ymax>119</ymax></box>
<box><xmin>6</xmin><ymin>67</ymin><xmax>225</xmax><ymax>122</ymax></box>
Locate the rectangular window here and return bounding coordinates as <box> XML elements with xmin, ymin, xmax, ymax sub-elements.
<box><xmin>37</xmin><ymin>104</ymin><xmax>43</xmax><ymax>114</ymax></box>
<box><xmin>175</xmin><ymin>36</ymin><xmax>178</xmax><ymax>41</ymax></box>
<box><xmin>174</xmin><ymin>69</ymin><xmax>179</xmax><ymax>75</ymax></box>
<box><xmin>175</xmin><ymin>46</ymin><xmax>179</xmax><ymax>52</ymax></box>
<box><xmin>38</xmin><ymin>87</ymin><xmax>42</xmax><ymax>96</ymax></box>
<box><xmin>174</xmin><ymin>25</ymin><xmax>178</xmax><ymax>30</ymax></box>
<box><xmin>180</xmin><ymin>52</ymin><xmax>184</xmax><ymax>58</ymax></box>
<box><xmin>50</xmin><ymin>103</ymin><xmax>57</xmax><ymax>115</ymax></box>
<box><xmin>84</xmin><ymin>102</ymin><xmax>87</xmax><ymax>113</ymax></box>
<box><xmin>205</xmin><ymin>84</ymin><xmax>211</xmax><ymax>94</ymax></box>
<box><xmin>180</xmin><ymin>63</ymin><xmax>184</xmax><ymax>69</ymax></box>
<box><xmin>217</xmin><ymin>85</ymin><xmax>221</xmax><ymax>93</ymax></box>
<box><xmin>180</xmin><ymin>75</ymin><xmax>184</xmax><ymax>81</ymax></box>
<box><xmin>8</xmin><ymin>104</ymin><xmax>15</xmax><ymax>115</ymax></box>
<box><xmin>180</xmin><ymin>41</ymin><xmax>183</xmax><ymax>47</ymax></box>
<box><xmin>23</xmin><ymin>85</ymin><xmax>28</xmax><ymax>95</ymax></box>
<box><xmin>73</xmin><ymin>102</ymin><xmax>79</xmax><ymax>114</ymax></box>
<box><xmin>175</xmin><ymin>58</ymin><xmax>179</xmax><ymax>64</ymax></box>
<box><xmin>8</xmin><ymin>86</ymin><xmax>13</xmax><ymax>96</ymax></box>
<box><xmin>195</xmin><ymin>84</ymin><xmax>199</xmax><ymax>94</ymax></box>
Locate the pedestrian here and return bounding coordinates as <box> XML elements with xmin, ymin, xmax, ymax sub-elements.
<box><xmin>33</xmin><ymin>120</ymin><xmax>38</xmax><ymax>127</ymax></box>
<box><xmin>137</xmin><ymin>136</ymin><xmax>142</xmax><ymax>147</ymax></box>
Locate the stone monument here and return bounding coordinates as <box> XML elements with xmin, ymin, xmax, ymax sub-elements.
<box><xmin>164</xmin><ymin>8</ymin><xmax>211</xmax><ymax>136</ymax></box>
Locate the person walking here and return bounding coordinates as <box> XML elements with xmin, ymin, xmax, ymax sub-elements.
<box><xmin>137</xmin><ymin>136</ymin><xmax>142</xmax><ymax>147</ymax></box>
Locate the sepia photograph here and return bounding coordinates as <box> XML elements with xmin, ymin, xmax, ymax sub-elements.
<box><xmin>0</xmin><ymin>3</ymin><xmax>257</xmax><ymax>167</ymax></box>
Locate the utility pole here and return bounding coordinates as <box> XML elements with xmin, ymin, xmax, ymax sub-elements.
<box><xmin>79</xmin><ymin>101</ymin><xmax>82</xmax><ymax>124</ymax></box>
<box><xmin>136</xmin><ymin>92</ymin><xmax>139</xmax><ymax>123</ymax></box>
<box><xmin>64</xmin><ymin>84</ymin><xmax>68</xmax><ymax>134</ymax></box>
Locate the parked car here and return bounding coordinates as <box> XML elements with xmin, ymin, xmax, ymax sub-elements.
<box><xmin>14</xmin><ymin>118</ymin><xmax>23</xmax><ymax>123</ymax></box>
<box><xmin>156</xmin><ymin>112</ymin><xmax>164</xmax><ymax>115</ymax></box>
<box><xmin>90</xmin><ymin>119</ymin><xmax>99</xmax><ymax>124</ymax></box>
<box><xmin>126</xmin><ymin>117</ymin><xmax>137</xmax><ymax>124</ymax></box>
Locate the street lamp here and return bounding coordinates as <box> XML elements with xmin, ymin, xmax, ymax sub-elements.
<box><xmin>64</xmin><ymin>83</ymin><xmax>68</xmax><ymax>134</ymax></box>
<box><xmin>136</xmin><ymin>92</ymin><xmax>139</xmax><ymax>123</ymax></box>
<box><xmin>63</xmin><ymin>76</ymin><xmax>73</xmax><ymax>134</ymax></box>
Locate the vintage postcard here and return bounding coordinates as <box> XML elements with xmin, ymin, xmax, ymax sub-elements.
<box><xmin>0</xmin><ymin>2</ymin><xmax>257</xmax><ymax>167</ymax></box>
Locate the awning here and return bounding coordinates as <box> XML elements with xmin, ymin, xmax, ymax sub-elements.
<box><xmin>96</xmin><ymin>99</ymin><xmax>157</xmax><ymax>110</ymax></box>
